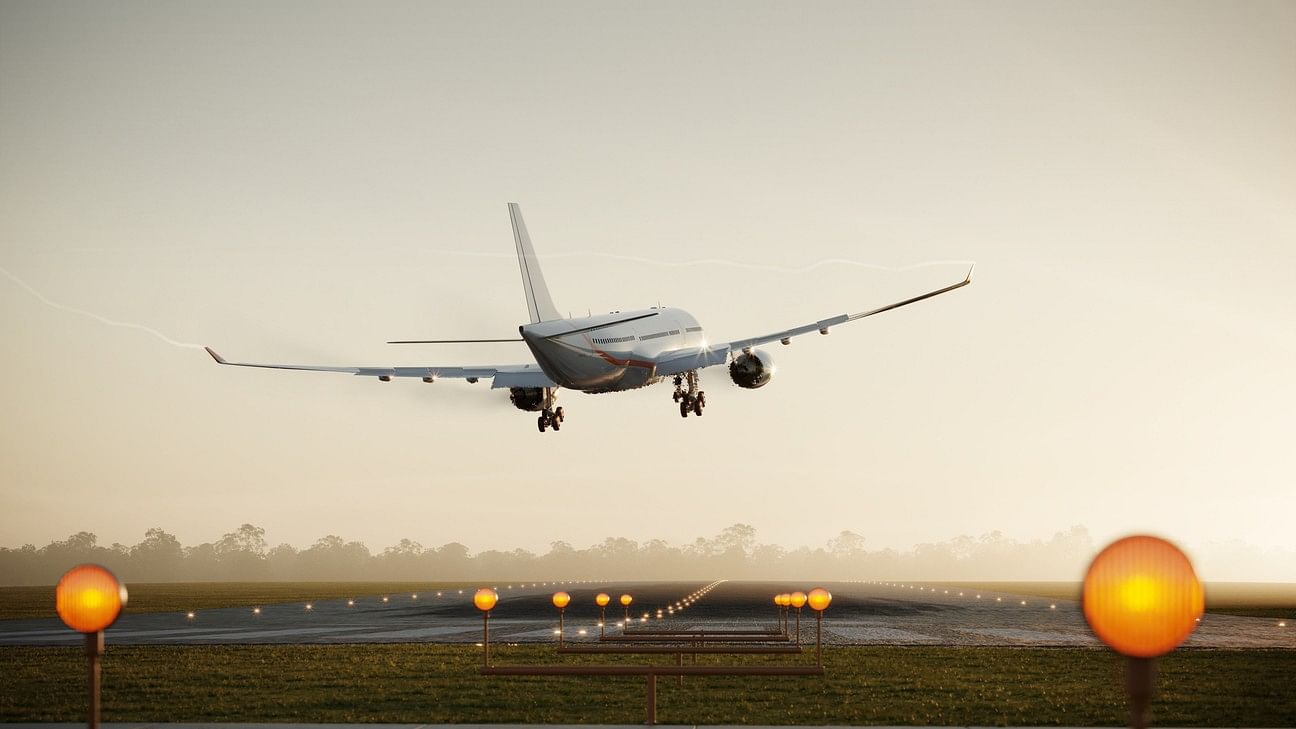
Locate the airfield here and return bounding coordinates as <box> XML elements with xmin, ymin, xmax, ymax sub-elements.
<box><xmin>2</xmin><ymin>580</ymin><xmax>1291</xmax><ymax>649</ymax></box>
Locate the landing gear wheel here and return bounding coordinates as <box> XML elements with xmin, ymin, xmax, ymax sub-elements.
<box><xmin>673</xmin><ymin>391</ymin><xmax>681</xmax><ymax>402</ymax></box>
<box><xmin>537</xmin><ymin>414</ymin><xmax>548</xmax><ymax>432</ymax></box>
<box><xmin>697</xmin><ymin>392</ymin><xmax>706</xmax><ymax>407</ymax></box>
<box><xmin>555</xmin><ymin>407</ymin><xmax>565</xmax><ymax>422</ymax></box>
<box><xmin>551</xmin><ymin>416</ymin><xmax>561</xmax><ymax>431</ymax></box>
<box><xmin>680</xmin><ymin>400</ymin><xmax>690</xmax><ymax>418</ymax></box>
<box><xmin>693</xmin><ymin>398</ymin><xmax>703</xmax><ymax>416</ymax></box>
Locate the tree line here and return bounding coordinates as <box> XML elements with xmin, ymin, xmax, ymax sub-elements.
<box><xmin>0</xmin><ymin>523</ymin><xmax>1101</xmax><ymax>585</ymax></box>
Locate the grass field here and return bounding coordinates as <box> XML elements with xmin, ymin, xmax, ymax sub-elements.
<box><xmin>2</xmin><ymin>644</ymin><xmax>1293</xmax><ymax>725</ymax></box>
<box><xmin>0</xmin><ymin>581</ymin><xmax>476</xmax><ymax>620</ymax></box>
<box><xmin>937</xmin><ymin>581</ymin><xmax>1296</xmax><ymax>620</ymax></box>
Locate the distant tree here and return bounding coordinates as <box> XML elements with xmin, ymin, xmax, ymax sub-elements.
<box><xmin>131</xmin><ymin>528</ymin><xmax>183</xmax><ymax>581</ymax></box>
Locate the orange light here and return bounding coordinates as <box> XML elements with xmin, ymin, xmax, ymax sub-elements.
<box><xmin>595</xmin><ymin>593</ymin><xmax>611</xmax><ymax>607</ymax></box>
<box><xmin>56</xmin><ymin>564</ymin><xmax>127</xmax><ymax>633</ymax></box>
<box><xmin>772</xmin><ymin>594</ymin><xmax>781</xmax><ymax>606</ymax></box>
<box><xmin>552</xmin><ymin>591</ymin><xmax>571</xmax><ymax>609</ymax></box>
<box><xmin>1082</xmin><ymin>535</ymin><xmax>1204</xmax><ymax>658</ymax></box>
<box><xmin>473</xmin><ymin>587</ymin><xmax>498</xmax><ymax>612</ymax></box>
<box><xmin>790</xmin><ymin>591</ymin><xmax>807</xmax><ymax>608</ymax></box>
<box><xmin>807</xmin><ymin>587</ymin><xmax>832</xmax><ymax>612</ymax></box>
<box><xmin>620</xmin><ymin>594</ymin><xmax>633</xmax><ymax>606</ymax></box>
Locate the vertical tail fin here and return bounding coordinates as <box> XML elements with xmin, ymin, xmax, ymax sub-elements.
<box><xmin>509</xmin><ymin>203</ymin><xmax>562</xmax><ymax>323</ymax></box>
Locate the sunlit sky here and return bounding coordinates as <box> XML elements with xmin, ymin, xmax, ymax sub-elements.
<box><xmin>2</xmin><ymin>1</ymin><xmax>1293</xmax><ymax>578</ymax></box>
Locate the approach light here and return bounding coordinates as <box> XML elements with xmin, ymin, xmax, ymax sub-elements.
<box><xmin>186</xmin><ymin>611</ymin><xmax>195</xmax><ymax>619</ymax></box>
<box><xmin>1082</xmin><ymin>535</ymin><xmax>1203</xmax><ymax>659</ymax></box>
<box><xmin>807</xmin><ymin>588</ymin><xmax>832</xmax><ymax>612</ymax></box>
<box><xmin>305</xmin><ymin>604</ymin><xmax>313</xmax><ymax>610</ymax></box>
<box><xmin>790</xmin><ymin>591</ymin><xmax>807</xmax><ymax>609</ymax></box>
<box><xmin>474</xmin><ymin>588</ymin><xmax>499</xmax><ymax>612</ymax></box>
<box><xmin>596</xmin><ymin>593</ymin><xmax>611</xmax><ymax>607</ymax></box>
<box><xmin>1051</xmin><ymin>604</ymin><xmax>1057</xmax><ymax>609</ymax></box>
<box><xmin>348</xmin><ymin>599</ymin><xmax>355</xmax><ymax>606</ymax></box>
<box><xmin>552</xmin><ymin>591</ymin><xmax>571</xmax><ymax>609</ymax></box>
<box><xmin>383</xmin><ymin>596</ymin><xmax>389</xmax><ymax>603</ymax></box>
<box><xmin>56</xmin><ymin>565</ymin><xmax>127</xmax><ymax>634</ymax></box>
<box><xmin>412</xmin><ymin>594</ymin><xmax>418</xmax><ymax>600</ymax></box>
<box><xmin>620</xmin><ymin>594</ymin><xmax>633</xmax><ymax>606</ymax></box>
<box><xmin>253</xmin><ymin>607</ymin><xmax>261</xmax><ymax>615</ymax></box>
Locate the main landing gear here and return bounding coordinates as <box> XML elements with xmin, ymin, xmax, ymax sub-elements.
<box><xmin>672</xmin><ymin>371</ymin><xmax>706</xmax><ymax>418</ymax></box>
<box><xmin>538</xmin><ymin>406</ymin><xmax>565</xmax><ymax>433</ymax></box>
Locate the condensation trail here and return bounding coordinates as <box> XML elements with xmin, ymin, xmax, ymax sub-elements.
<box><xmin>0</xmin><ymin>264</ymin><xmax>204</xmax><ymax>350</ymax></box>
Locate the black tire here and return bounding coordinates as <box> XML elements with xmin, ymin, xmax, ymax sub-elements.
<box><xmin>537</xmin><ymin>415</ymin><xmax>547</xmax><ymax>432</ymax></box>
<box><xmin>698</xmin><ymin>392</ymin><xmax>706</xmax><ymax>407</ymax></box>
<box><xmin>693</xmin><ymin>399</ymin><xmax>703</xmax><ymax>416</ymax></box>
<box><xmin>679</xmin><ymin>401</ymin><xmax>690</xmax><ymax>418</ymax></box>
<box><xmin>551</xmin><ymin>417</ymin><xmax>561</xmax><ymax>431</ymax></box>
<box><xmin>555</xmin><ymin>406</ymin><xmax>565</xmax><ymax>421</ymax></box>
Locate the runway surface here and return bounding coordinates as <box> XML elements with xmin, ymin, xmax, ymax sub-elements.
<box><xmin>2</xmin><ymin>580</ymin><xmax>1291</xmax><ymax>648</ymax></box>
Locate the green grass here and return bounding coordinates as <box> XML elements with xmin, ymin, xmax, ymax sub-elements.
<box><xmin>936</xmin><ymin>581</ymin><xmax>1296</xmax><ymax>620</ymax></box>
<box><xmin>1</xmin><ymin>645</ymin><xmax>1293</xmax><ymax>725</ymax></box>
<box><xmin>0</xmin><ymin>582</ymin><xmax>476</xmax><ymax>620</ymax></box>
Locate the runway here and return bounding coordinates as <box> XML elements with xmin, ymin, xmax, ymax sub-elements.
<box><xmin>2</xmin><ymin>580</ymin><xmax>1291</xmax><ymax>648</ymax></box>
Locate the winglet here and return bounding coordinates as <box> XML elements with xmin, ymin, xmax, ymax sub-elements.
<box><xmin>204</xmin><ymin>347</ymin><xmax>227</xmax><ymax>365</ymax></box>
<box><xmin>965</xmin><ymin>263</ymin><xmax>975</xmax><ymax>283</ymax></box>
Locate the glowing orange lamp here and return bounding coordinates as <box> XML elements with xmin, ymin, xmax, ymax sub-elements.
<box><xmin>474</xmin><ymin>588</ymin><xmax>498</xmax><ymax>667</ymax></box>
<box><xmin>1084</xmin><ymin>535</ymin><xmax>1203</xmax><ymax>729</ymax></box>
<box><xmin>595</xmin><ymin>593</ymin><xmax>611</xmax><ymax>637</ymax></box>
<box><xmin>552</xmin><ymin>591</ymin><xmax>571</xmax><ymax>646</ymax></box>
<box><xmin>620</xmin><ymin>593</ymin><xmax>633</xmax><ymax>624</ymax></box>
<box><xmin>56</xmin><ymin>564</ymin><xmax>127</xmax><ymax>729</ymax></box>
<box><xmin>807</xmin><ymin>587</ymin><xmax>832</xmax><ymax>666</ymax></box>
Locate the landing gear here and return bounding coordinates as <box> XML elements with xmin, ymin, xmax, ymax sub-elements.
<box><xmin>672</xmin><ymin>371</ymin><xmax>706</xmax><ymax>418</ymax></box>
<box><xmin>538</xmin><ymin>405</ymin><xmax>566</xmax><ymax>432</ymax></box>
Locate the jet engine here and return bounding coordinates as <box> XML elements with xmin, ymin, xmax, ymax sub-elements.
<box><xmin>509</xmin><ymin>387</ymin><xmax>547</xmax><ymax>411</ymax></box>
<box><xmin>728</xmin><ymin>350</ymin><xmax>775</xmax><ymax>389</ymax></box>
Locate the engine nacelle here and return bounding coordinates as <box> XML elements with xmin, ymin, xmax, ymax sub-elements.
<box><xmin>509</xmin><ymin>387</ymin><xmax>547</xmax><ymax>412</ymax></box>
<box><xmin>729</xmin><ymin>350</ymin><xmax>775</xmax><ymax>389</ymax></box>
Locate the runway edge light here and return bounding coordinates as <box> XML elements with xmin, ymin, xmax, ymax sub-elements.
<box><xmin>56</xmin><ymin>564</ymin><xmax>127</xmax><ymax>729</ymax></box>
<box><xmin>1082</xmin><ymin>535</ymin><xmax>1204</xmax><ymax>729</ymax></box>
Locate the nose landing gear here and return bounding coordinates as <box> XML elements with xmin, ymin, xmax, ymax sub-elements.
<box><xmin>672</xmin><ymin>372</ymin><xmax>706</xmax><ymax>418</ymax></box>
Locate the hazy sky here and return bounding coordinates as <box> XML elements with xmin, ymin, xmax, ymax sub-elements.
<box><xmin>1</xmin><ymin>1</ymin><xmax>1293</xmax><ymax>578</ymax></box>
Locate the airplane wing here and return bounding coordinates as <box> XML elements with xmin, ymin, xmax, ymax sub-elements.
<box><xmin>204</xmin><ymin>347</ymin><xmax>555</xmax><ymax>389</ymax></box>
<box><xmin>653</xmin><ymin>265</ymin><xmax>974</xmax><ymax>377</ymax></box>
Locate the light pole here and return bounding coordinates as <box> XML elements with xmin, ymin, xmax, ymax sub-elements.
<box><xmin>552</xmin><ymin>591</ymin><xmax>571</xmax><ymax>647</ymax></box>
<box><xmin>55</xmin><ymin>564</ymin><xmax>127</xmax><ymax>729</ymax></box>
<box><xmin>596</xmin><ymin>593</ymin><xmax>611</xmax><ymax>638</ymax></box>
<box><xmin>790</xmin><ymin>591</ymin><xmax>807</xmax><ymax>645</ymax></box>
<box><xmin>777</xmin><ymin>593</ymin><xmax>791</xmax><ymax>634</ymax></box>
<box><xmin>1082</xmin><ymin>535</ymin><xmax>1203</xmax><ymax>729</ymax></box>
<box><xmin>807</xmin><ymin>587</ymin><xmax>832</xmax><ymax>667</ymax></box>
<box><xmin>620</xmin><ymin>593</ymin><xmax>633</xmax><ymax>625</ymax></box>
<box><xmin>474</xmin><ymin>588</ymin><xmax>498</xmax><ymax>668</ymax></box>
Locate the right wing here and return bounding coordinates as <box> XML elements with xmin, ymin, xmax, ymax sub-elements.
<box><xmin>721</xmin><ymin>264</ymin><xmax>974</xmax><ymax>353</ymax></box>
<box><xmin>204</xmin><ymin>347</ymin><xmax>554</xmax><ymax>389</ymax></box>
<box><xmin>653</xmin><ymin>265</ymin><xmax>974</xmax><ymax>378</ymax></box>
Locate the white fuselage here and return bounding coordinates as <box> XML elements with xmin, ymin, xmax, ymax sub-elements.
<box><xmin>520</xmin><ymin>307</ymin><xmax>705</xmax><ymax>393</ymax></box>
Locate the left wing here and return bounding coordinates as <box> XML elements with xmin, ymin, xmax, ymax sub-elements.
<box><xmin>653</xmin><ymin>265</ymin><xmax>974</xmax><ymax>377</ymax></box>
<box><xmin>204</xmin><ymin>347</ymin><xmax>554</xmax><ymax>389</ymax></box>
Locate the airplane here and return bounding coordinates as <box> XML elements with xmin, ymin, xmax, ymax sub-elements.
<box><xmin>206</xmin><ymin>203</ymin><xmax>972</xmax><ymax>432</ymax></box>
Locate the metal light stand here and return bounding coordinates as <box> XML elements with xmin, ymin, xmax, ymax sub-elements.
<box><xmin>86</xmin><ymin>631</ymin><xmax>103</xmax><ymax>729</ymax></box>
